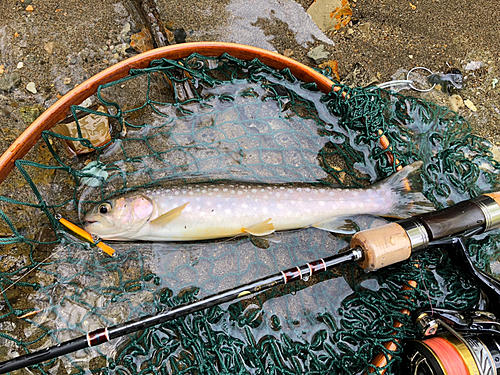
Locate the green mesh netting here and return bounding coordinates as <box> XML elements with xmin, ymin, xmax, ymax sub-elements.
<box><xmin>0</xmin><ymin>53</ymin><xmax>499</xmax><ymax>375</ymax></box>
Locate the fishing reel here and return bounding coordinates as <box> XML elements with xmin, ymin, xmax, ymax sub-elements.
<box><xmin>405</xmin><ymin>308</ymin><xmax>500</xmax><ymax>375</ymax></box>
<box><xmin>403</xmin><ymin>235</ymin><xmax>500</xmax><ymax>375</ymax></box>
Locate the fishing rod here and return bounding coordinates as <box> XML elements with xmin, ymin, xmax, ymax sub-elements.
<box><xmin>1</xmin><ymin>192</ymin><xmax>500</xmax><ymax>373</ymax></box>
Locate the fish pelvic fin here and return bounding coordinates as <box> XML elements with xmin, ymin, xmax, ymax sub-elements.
<box><xmin>376</xmin><ymin>161</ymin><xmax>435</xmax><ymax>218</ymax></box>
<box><xmin>150</xmin><ymin>202</ymin><xmax>189</xmax><ymax>226</ymax></box>
<box><xmin>243</xmin><ymin>218</ymin><xmax>275</xmax><ymax>236</ymax></box>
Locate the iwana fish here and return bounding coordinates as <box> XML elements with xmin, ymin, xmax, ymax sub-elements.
<box><xmin>84</xmin><ymin>162</ymin><xmax>433</xmax><ymax>241</ymax></box>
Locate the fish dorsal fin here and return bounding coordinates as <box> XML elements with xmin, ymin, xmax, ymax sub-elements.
<box><xmin>243</xmin><ymin>218</ymin><xmax>275</xmax><ymax>236</ymax></box>
<box><xmin>312</xmin><ymin>218</ymin><xmax>358</xmax><ymax>234</ymax></box>
<box><xmin>150</xmin><ymin>202</ymin><xmax>189</xmax><ymax>226</ymax></box>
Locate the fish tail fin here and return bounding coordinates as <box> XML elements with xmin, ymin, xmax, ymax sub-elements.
<box><xmin>376</xmin><ymin>161</ymin><xmax>434</xmax><ymax>218</ymax></box>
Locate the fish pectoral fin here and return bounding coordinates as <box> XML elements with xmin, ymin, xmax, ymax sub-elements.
<box><xmin>150</xmin><ymin>202</ymin><xmax>189</xmax><ymax>226</ymax></box>
<box><xmin>312</xmin><ymin>218</ymin><xmax>358</xmax><ymax>234</ymax></box>
<box><xmin>243</xmin><ymin>218</ymin><xmax>275</xmax><ymax>236</ymax></box>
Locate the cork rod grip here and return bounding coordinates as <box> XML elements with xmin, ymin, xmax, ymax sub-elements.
<box><xmin>351</xmin><ymin>223</ymin><xmax>412</xmax><ymax>271</ymax></box>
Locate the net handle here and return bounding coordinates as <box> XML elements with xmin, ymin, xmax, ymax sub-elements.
<box><xmin>0</xmin><ymin>42</ymin><xmax>335</xmax><ymax>186</ymax></box>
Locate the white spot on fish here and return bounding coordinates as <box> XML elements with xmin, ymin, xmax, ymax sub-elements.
<box><xmin>202</xmin><ymin>189</ymin><xmax>207</xmax><ymax>194</ymax></box>
<box><xmin>223</xmin><ymin>188</ymin><xmax>228</xmax><ymax>192</ymax></box>
<box><xmin>251</xmin><ymin>189</ymin><xmax>257</xmax><ymax>193</ymax></box>
<box><xmin>175</xmin><ymin>191</ymin><xmax>180</xmax><ymax>196</ymax></box>
<box><xmin>238</xmin><ymin>191</ymin><xmax>243</xmax><ymax>195</ymax></box>
<box><xmin>189</xmin><ymin>191</ymin><xmax>194</xmax><ymax>196</ymax></box>
<box><xmin>231</xmin><ymin>190</ymin><xmax>235</xmax><ymax>194</ymax></box>
<box><xmin>214</xmin><ymin>188</ymin><xmax>219</xmax><ymax>192</ymax></box>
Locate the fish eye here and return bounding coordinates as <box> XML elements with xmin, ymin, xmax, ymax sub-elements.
<box><xmin>98</xmin><ymin>202</ymin><xmax>112</xmax><ymax>214</ymax></box>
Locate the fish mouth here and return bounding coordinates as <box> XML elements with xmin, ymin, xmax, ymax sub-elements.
<box><xmin>84</xmin><ymin>220</ymin><xmax>99</xmax><ymax>226</ymax></box>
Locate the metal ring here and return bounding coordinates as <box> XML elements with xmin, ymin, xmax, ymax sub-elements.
<box><xmin>407</xmin><ymin>66</ymin><xmax>436</xmax><ymax>92</ymax></box>
<box><xmin>474</xmin><ymin>195</ymin><xmax>500</xmax><ymax>232</ymax></box>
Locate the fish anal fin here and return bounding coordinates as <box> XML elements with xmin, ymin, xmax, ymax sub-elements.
<box><xmin>313</xmin><ymin>218</ymin><xmax>358</xmax><ymax>234</ymax></box>
<box><xmin>243</xmin><ymin>218</ymin><xmax>275</xmax><ymax>236</ymax></box>
<box><xmin>150</xmin><ymin>202</ymin><xmax>189</xmax><ymax>226</ymax></box>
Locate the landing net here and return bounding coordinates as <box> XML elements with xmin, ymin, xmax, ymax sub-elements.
<box><xmin>0</xmin><ymin>53</ymin><xmax>498</xmax><ymax>374</ymax></box>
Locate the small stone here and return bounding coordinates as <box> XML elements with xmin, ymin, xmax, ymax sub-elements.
<box><xmin>464</xmin><ymin>61</ymin><xmax>483</xmax><ymax>71</ymax></box>
<box><xmin>44</xmin><ymin>42</ymin><xmax>54</xmax><ymax>55</ymax></box>
<box><xmin>0</xmin><ymin>65</ymin><xmax>4</xmax><ymax>75</ymax></box>
<box><xmin>121</xmin><ymin>22</ymin><xmax>131</xmax><ymax>35</ymax></box>
<box><xmin>449</xmin><ymin>94</ymin><xmax>464</xmax><ymax>112</ymax></box>
<box><xmin>19</xmin><ymin>104</ymin><xmax>44</xmax><ymax>125</ymax></box>
<box><xmin>14</xmin><ymin>32</ymin><xmax>19</xmax><ymax>38</ymax></box>
<box><xmin>0</xmin><ymin>72</ymin><xmax>21</xmax><ymax>91</ymax></box>
<box><xmin>174</xmin><ymin>28</ymin><xmax>187</xmax><ymax>44</ymax></box>
<box><xmin>307</xmin><ymin>45</ymin><xmax>329</xmax><ymax>64</ymax></box>
<box><xmin>464</xmin><ymin>99</ymin><xmax>477</xmax><ymax>112</ymax></box>
<box><xmin>25</xmin><ymin>5</ymin><xmax>33</xmax><ymax>11</ymax></box>
<box><xmin>111</xmin><ymin>49</ymin><xmax>117</xmax><ymax>54</ymax></box>
<box><xmin>63</xmin><ymin>78</ymin><xmax>71</xmax><ymax>85</ymax></box>
<box><xmin>26</xmin><ymin>82</ymin><xmax>37</xmax><ymax>94</ymax></box>
<box><xmin>69</xmin><ymin>56</ymin><xmax>77</xmax><ymax>65</ymax></box>
<box><xmin>358</xmin><ymin>22</ymin><xmax>370</xmax><ymax>36</ymax></box>
<box><xmin>103</xmin><ymin>46</ymin><xmax>108</xmax><ymax>51</ymax></box>
<box><xmin>283</xmin><ymin>49</ymin><xmax>293</xmax><ymax>57</ymax></box>
<box><xmin>16</xmin><ymin>62</ymin><xmax>23</xmax><ymax>69</ymax></box>
<box><xmin>307</xmin><ymin>0</ymin><xmax>352</xmax><ymax>32</ymax></box>
<box><xmin>346</xmin><ymin>28</ymin><xmax>354</xmax><ymax>35</ymax></box>
<box><xmin>409</xmin><ymin>54</ymin><xmax>413</xmax><ymax>59</ymax></box>
<box><xmin>113</xmin><ymin>53</ymin><xmax>119</xmax><ymax>59</ymax></box>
